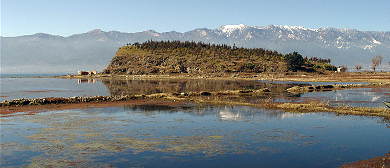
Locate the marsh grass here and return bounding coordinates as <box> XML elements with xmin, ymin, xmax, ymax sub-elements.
<box><xmin>184</xmin><ymin>92</ymin><xmax>390</xmax><ymax>119</ymax></box>
<box><xmin>3</xmin><ymin>80</ymin><xmax>390</xmax><ymax>119</ymax></box>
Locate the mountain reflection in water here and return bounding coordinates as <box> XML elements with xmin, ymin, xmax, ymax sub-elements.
<box><xmin>120</xmin><ymin>104</ymin><xmax>303</xmax><ymax>121</ymax></box>
<box><xmin>1</xmin><ymin>104</ymin><xmax>389</xmax><ymax>167</ymax></box>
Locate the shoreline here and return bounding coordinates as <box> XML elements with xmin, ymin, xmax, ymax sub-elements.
<box><xmin>2</xmin><ymin>72</ymin><xmax>389</xmax><ymax>168</ymax></box>
<box><xmin>0</xmin><ymin>98</ymin><xmax>188</xmax><ymax>117</ymax></box>
<box><xmin>2</xmin><ymin>80</ymin><xmax>390</xmax><ymax>119</ymax></box>
<box><xmin>4</xmin><ymin>71</ymin><xmax>389</xmax><ymax>83</ymax></box>
<box><xmin>2</xmin><ymin>72</ymin><xmax>390</xmax><ymax>119</ymax></box>
<box><xmin>63</xmin><ymin>71</ymin><xmax>390</xmax><ymax>85</ymax></box>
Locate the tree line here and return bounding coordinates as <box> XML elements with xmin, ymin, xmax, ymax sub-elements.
<box><xmin>306</xmin><ymin>57</ymin><xmax>331</xmax><ymax>64</ymax></box>
<box><xmin>126</xmin><ymin>40</ymin><xmax>283</xmax><ymax>61</ymax></box>
<box><xmin>121</xmin><ymin>40</ymin><xmax>335</xmax><ymax>73</ymax></box>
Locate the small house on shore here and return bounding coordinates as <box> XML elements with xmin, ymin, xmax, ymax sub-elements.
<box><xmin>78</xmin><ymin>70</ymin><xmax>97</xmax><ymax>75</ymax></box>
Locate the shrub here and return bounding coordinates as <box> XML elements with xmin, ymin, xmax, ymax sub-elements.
<box><xmin>284</xmin><ymin>51</ymin><xmax>304</xmax><ymax>71</ymax></box>
<box><xmin>339</xmin><ymin>65</ymin><xmax>348</xmax><ymax>72</ymax></box>
<box><xmin>245</xmin><ymin>62</ymin><xmax>255</xmax><ymax>69</ymax></box>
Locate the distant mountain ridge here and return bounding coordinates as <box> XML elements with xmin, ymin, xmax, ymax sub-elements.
<box><xmin>2</xmin><ymin>24</ymin><xmax>389</xmax><ymax>73</ymax></box>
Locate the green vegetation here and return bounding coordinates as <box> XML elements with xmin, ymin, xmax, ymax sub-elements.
<box><xmin>103</xmin><ymin>40</ymin><xmax>336</xmax><ymax>75</ymax></box>
<box><xmin>283</xmin><ymin>51</ymin><xmax>304</xmax><ymax>71</ymax></box>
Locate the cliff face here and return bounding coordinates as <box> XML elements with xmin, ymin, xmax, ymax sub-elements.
<box><xmin>102</xmin><ymin>41</ymin><xmax>286</xmax><ymax>75</ymax></box>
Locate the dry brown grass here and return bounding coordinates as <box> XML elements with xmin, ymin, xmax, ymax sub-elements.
<box><xmin>262</xmin><ymin>101</ymin><xmax>390</xmax><ymax>118</ymax></box>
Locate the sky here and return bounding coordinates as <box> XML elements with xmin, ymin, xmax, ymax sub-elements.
<box><xmin>1</xmin><ymin>0</ymin><xmax>390</xmax><ymax>37</ymax></box>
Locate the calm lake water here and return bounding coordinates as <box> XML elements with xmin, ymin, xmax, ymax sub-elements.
<box><xmin>1</xmin><ymin>77</ymin><xmax>388</xmax><ymax>107</ymax></box>
<box><xmin>1</xmin><ymin>104</ymin><xmax>390</xmax><ymax>167</ymax></box>
<box><xmin>1</xmin><ymin>76</ymin><xmax>390</xmax><ymax>167</ymax></box>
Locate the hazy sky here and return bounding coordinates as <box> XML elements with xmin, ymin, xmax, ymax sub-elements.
<box><xmin>1</xmin><ymin>0</ymin><xmax>389</xmax><ymax>37</ymax></box>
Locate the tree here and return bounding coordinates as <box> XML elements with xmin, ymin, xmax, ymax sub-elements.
<box><xmin>355</xmin><ymin>65</ymin><xmax>362</xmax><ymax>72</ymax></box>
<box><xmin>371</xmin><ymin>54</ymin><xmax>383</xmax><ymax>72</ymax></box>
<box><xmin>284</xmin><ymin>51</ymin><xmax>304</xmax><ymax>71</ymax></box>
<box><xmin>339</xmin><ymin>65</ymin><xmax>348</xmax><ymax>72</ymax></box>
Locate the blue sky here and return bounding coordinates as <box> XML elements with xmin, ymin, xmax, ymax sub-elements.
<box><xmin>1</xmin><ymin>0</ymin><xmax>389</xmax><ymax>37</ymax></box>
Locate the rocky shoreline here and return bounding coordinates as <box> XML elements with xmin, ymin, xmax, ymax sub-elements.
<box><xmin>0</xmin><ymin>88</ymin><xmax>268</xmax><ymax>107</ymax></box>
<box><xmin>1</xmin><ymin>84</ymin><xmax>389</xmax><ymax>119</ymax></box>
<box><xmin>0</xmin><ymin>95</ymin><xmax>146</xmax><ymax>107</ymax></box>
<box><xmin>2</xmin><ymin>82</ymin><xmax>388</xmax><ymax>107</ymax></box>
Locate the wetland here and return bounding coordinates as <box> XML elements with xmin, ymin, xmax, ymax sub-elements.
<box><xmin>1</xmin><ymin>73</ymin><xmax>390</xmax><ymax>167</ymax></box>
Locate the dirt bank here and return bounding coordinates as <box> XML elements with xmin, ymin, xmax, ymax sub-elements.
<box><xmin>341</xmin><ymin>151</ymin><xmax>390</xmax><ymax>168</ymax></box>
<box><xmin>0</xmin><ymin>98</ymin><xmax>187</xmax><ymax>117</ymax></box>
<box><xmin>57</xmin><ymin>71</ymin><xmax>390</xmax><ymax>84</ymax></box>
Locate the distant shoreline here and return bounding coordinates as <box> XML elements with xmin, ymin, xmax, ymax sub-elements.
<box><xmin>1</xmin><ymin>72</ymin><xmax>389</xmax><ymax>119</ymax></box>
<box><xmin>1</xmin><ymin>73</ymin><xmax>69</xmax><ymax>78</ymax></box>
<box><xmin>2</xmin><ymin>71</ymin><xmax>390</xmax><ymax>83</ymax></box>
<box><xmin>53</xmin><ymin>71</ymin><xmax>390</xmax><ymax>83</ymax></box>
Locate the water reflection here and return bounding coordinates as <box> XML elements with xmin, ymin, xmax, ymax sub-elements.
<box><xmin>1</xmin><ymin>104</ymin><xmax>389</xmax><ymax>167</ymax></box>
<box><xmin>216</xmin><ymin>106</ymin><xmax>304</xmax><ymax>121</ymax></box>
<box><xmin>1</xmin><ymin>77</ymin><xmax>388</xmax><ymax>107</ymax></box>
<box><xmin>300</xmin><ymin>88</ymin><xmax>390</xmax><ymax>107</ymax></box>
<box><xmin>120</xmin><ymin>104</ymin><xmax>304</xmax><ymax>121</ymax></box>
<box><xmin>101</xmin><ymin>79</ymin><xmax>299</xmax><ymax>96</ymax></box>
<box><xmin>77</xmin><ymin>78</ymin><xmax>96</xmax><ymax>83</ymax></box>
<box><xmin>0</xmin><ymin>78</ymin><xmax>108</xmax><ymax>101</ymax></box>
<box><xmin>101</xmin><ymin>79</ymin><xmax>389</xmax><ymax>107</ymax></box>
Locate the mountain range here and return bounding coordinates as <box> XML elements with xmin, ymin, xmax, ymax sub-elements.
<box><xmin>1</xmin><ymin>24</ymin><xmax>389</xmax><ymax>73</ymax></box>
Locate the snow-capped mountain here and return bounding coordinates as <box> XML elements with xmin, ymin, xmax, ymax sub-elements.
<box><xmin>214</xmin><ymin>24</ymin><xmax>389</xmax><ymax>51</ymax></box>
<box><xmin>218</xmin><ymin>24</ymin><xmax>251</xmax><ymax>37</ymax></box>
<box><xmin>2</xmin><ymin>24</ymin><xmax>389</xmax><ymax>73</ymax></box>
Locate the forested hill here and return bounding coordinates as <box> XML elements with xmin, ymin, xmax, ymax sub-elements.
<box><xmin>102</xmin><ymin>40</ymin><xmax>336</xmax><ymax>75</ymax></box>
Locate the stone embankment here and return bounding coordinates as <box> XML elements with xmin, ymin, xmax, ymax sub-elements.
<box><xmin>0</xmin><ymin>95</ymin><xmax>147</xmax><ymax>107</ymax></box>
<box><xmin>1</xmin><ymin>88</ymin><xmax>273</xmax><ymax>107</ymax></box>
<box><xmin>1</xmin><ymin>83</ymin><xmax>386</xmax><ymax>107</ymax></box>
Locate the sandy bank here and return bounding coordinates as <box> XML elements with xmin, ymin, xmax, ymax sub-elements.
<box><xmin>56</xmin><ymin>71</ymin><xmax>390</xmax><ymax>83</ymax></box>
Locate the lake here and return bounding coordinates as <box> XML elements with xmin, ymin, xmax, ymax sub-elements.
<box><xmin>1</xmin><ymin>76</ymin><xmax>390</xmax><ymax>167</ymax></box>
<box><xmin>1</xmin><ymin>77</ymin><xmax>387</xmax><ymax>107</ymax></box>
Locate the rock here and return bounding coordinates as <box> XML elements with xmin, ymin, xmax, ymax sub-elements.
<box><xmin>172</xmin><ymin>92</ymin><xmax>181</xmax><ymax>96</ymax></box>
<box><xmin>262</xmin><ymin>88</ymin><xmax>270</xmax><ymax>92</ymax></box>
<box><xmin>322</xmin><ymin>85</ymin><xmax>334</xmax><ymax>89</ymax></box>
<box><xmin>239</xmin><ymin>90</ymin><xmax>253</xmax><ymax>93</ymax></box>
<box><xmin>200</xmin><ymin>92</ymin><xmax>212</xmax><ymax>96</ymax></box>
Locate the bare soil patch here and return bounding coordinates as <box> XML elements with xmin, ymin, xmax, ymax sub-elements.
<box><xmin>341</xmin><ymin>151</ymin><xmax>390</xmax><ymax>168</ymax></box>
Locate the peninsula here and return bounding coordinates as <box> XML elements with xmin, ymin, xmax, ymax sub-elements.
<box><xmin>101</xmin><ymin>40</ymin><xmax>336</xmax><ymax>76</ymax></box>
